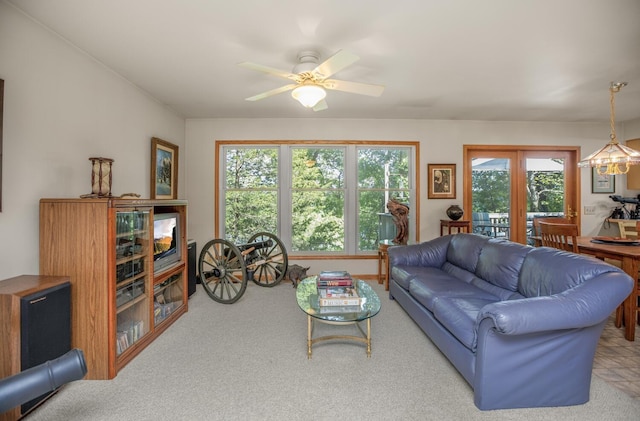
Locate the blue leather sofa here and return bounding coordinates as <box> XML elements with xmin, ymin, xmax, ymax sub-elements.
<box><xmin>388</xmin><ymin>233</ymin><xmax>633</xmax><ymax>410</ymax></box>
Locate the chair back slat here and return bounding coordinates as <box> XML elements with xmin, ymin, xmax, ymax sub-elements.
<box><xmin>616</xmin><ymin>220</ymin><xmax>640</xmax><ymax>239</ymax></box>
<box><xmin>539</xmin><ymin>221</ymin><xmax>579</xmax><ymax>253</ymax></box>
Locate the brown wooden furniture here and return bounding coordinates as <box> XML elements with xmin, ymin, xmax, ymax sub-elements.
<box><xmin>0</xmin><ymin>275</ymin><xmax>70</xmax><ymax>421</ymax></box>
<box><xmin>39</xmin><ymin>198</ymin><xmax>188</xmax><ymax>379</ymax></box>
<box><xmin>539</xmin><ymin>221</ymin><xmax>578</xmax><ymax>253</ymax></box>
<box><xmin>608</xmin><ymin>220</ymin><xmax>640</xmax><ymax>328</ymax></box>
<box><xmin>575</xmin><ymin>237</ymin><xmax>639</xmax><ymax>341</ymax></box>
<box><xmin>440</xmin><ymin>219</ymin><xmax>471</xmax><ymax>236</ymax></box>
<box><xmin>615</xmin><ymin>219</ymin><xmax>640</xmax><ymax>239</ymax></box>
<box><xmin>377</xmin><ymin>239</ymin><xmax>393</xmax><ymax>291</ymax></box>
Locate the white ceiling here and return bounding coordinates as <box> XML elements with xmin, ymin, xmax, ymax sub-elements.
<box><xmin>8</xmin><ymin>0</ymin><xmax>640</xmax><ymax>122</ymax></box>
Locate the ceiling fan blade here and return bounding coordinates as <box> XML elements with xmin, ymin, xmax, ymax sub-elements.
<box><xmin>322</xmin><ymin>79</ymin><xmax>385</xmax><ymax>97</ymax></box>
<box><xmin>238</xmin><ymin>62</ymin><xmax>298</xmax><ymax>81</ymax></box>
<box><xmin>313</xmin><ymin>99</ymin><xmax>328</xmax><ymax>112</ymax></box>
<box><xmin>245</xmin><ymin>84</ymin><xmax>297</xmax><ymax>101</ymax></box>
<box><xmin>312</xmin><ymin>50</ymin><xmax>360</xmax><ymax>79</ymax></box>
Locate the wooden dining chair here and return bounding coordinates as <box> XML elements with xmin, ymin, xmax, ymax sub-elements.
<box><xmin>616</xmin><ymin>220</ymin><xmax>640</xmax><ymax>239</ymax></box>
<box><xmin>531</xmin><ymin>216</ymin><xmax>572</xmax><ymax>246</ymax></box>
<box><xmin>614</xmin><ymin>220</ymin><xmax>640</xmax><ymax>326</ymax></box>
<box><xmin>539</xmin><ymin>221</ymin><xmax>579</xmax><ymax>253</ymax></box>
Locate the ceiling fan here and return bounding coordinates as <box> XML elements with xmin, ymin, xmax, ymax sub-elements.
<box><xmin>238</xmin><ymin>50</ymin><xmax>385</xmax><ymax>111</ymax></box>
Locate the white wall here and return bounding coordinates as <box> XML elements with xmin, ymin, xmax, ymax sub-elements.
<box><xmin>186</xmin><ymin>118</ymin><xmax>616</xmax><ymax>276</ymax></box>
<box><xmin>0</xmin><ymin>3</ymin><xmax>185</xmax><ymax>280</ymax></box>
<box><xmin>2</xmin><ymin>1</ymin><xmax>633</xmax><ymax>280</ymax></box>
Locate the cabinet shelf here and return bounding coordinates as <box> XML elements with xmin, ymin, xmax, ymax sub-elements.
<box><xmin>116</xmin><ymin>271</ymin><xmax>147</xmax><ymax>289</ymax></box>
<box><xmin>116</xmin><ymin>292</ymin><xmax>147</xmax><ymax>314</ymax></box>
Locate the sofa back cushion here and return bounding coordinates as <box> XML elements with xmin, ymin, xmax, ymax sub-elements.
<box><xmin>475</xmin><ymin>239</ymin><xmax>532</xmax><ymax>292</ymax></box>
<box><xmin>518</xmin><ymin>247</ymin><xmax>620</xmax><ymax>297</ymax></box>
<box><xmin>446</xmin><ymin>234</ymin><xmax>489</xmax><ymax>273</ymax></box>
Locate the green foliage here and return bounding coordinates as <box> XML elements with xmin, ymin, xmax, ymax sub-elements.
<box><xmin>223</xmin><ymin>145</ymin><xmax>412</xmax><ymax>253</ymax></box>
<box><xmin>472</xmin><ymin>169</ymin><xmax>564</xmax><ymax>213</ymax></box>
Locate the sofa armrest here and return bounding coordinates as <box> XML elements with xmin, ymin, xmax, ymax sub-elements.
<box><xmin>477</xmin><ymin>272</ymin><xmax>633</xmax><ymax>335</ymax></box>
<box><xmin>388</xmin><ymin>235</ymin><xmax>451</xmax><ymax>268</ymax></box>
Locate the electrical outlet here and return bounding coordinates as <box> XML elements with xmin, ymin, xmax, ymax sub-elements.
<box><xmin>584</xmin><ymin>205</ymin><xmax>596</xmax><ymax>215</ymax></box>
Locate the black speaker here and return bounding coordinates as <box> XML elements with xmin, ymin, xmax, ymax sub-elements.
<box><xmin>187</xmin><ymin>240</ymin><xmax>197</xmax><ymax>297</ymax></box>
<box><xmin>20</xmin><ymin>282</ymin><xmax>71</xmax><ymax>413</ymax></box>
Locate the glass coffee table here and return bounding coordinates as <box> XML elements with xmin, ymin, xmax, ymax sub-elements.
<box><xmin>296</xmin><ymin>276</ymin><xmax>381</xmax><ymax>358</ymax></box>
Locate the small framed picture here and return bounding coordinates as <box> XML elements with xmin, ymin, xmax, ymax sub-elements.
<box><xmin>428</xmin><ymin>164</ymin><xmax>456</xmax><ymax>199</ymax></box>
<box><xmin>151</xmin><ymin>137</ymin><xmax>179</xmax><ymax>199</ymax></box>
<box><xmin>591</xmin><ymin>167</ymin><xmax>615</xmax><ymax>194</ymax></box>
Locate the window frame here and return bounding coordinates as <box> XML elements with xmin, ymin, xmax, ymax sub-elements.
<box><xmin>215</xmin><ymin>140</ymin><xmax>420</xmax><ymax>258</ymax></box>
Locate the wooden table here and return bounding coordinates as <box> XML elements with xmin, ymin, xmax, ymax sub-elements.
<box><xmin>575</xmin><ymin>237</ymin><xmax>639</xmax><ymax>341</ymax></box>
<box><xmin>440</xmin><ymin>220</ymin><xmax>471</xmax><ymax>236</ymax></box>
<box><xmin>378</xmin><ymin>239</ymin><xmax>394</xmax><ymax>291</ymax></box>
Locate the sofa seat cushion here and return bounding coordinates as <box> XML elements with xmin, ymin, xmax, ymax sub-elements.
<box><xmin>392</xmin><ymin>265</ymin><xmax>446</xmax><ymax>291</ymax></box>
<box><xmin>433</xmin><ymin>296</ymin><xmax>499</xmax><ymax>351</ymax></box>
<box><xmin>408</xmin><ymin>273</ymin><xmax>499</xmax><ymax>312</ymax></box>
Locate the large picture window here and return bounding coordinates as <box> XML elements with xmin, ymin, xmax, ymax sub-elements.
<box><xmin>218</xmin><ymin>141</ymin><xmax>417</xmax><ymax>256</ymax></box>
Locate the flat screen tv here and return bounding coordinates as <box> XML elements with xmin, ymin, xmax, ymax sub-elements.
<box><xmin>153</xmin><ymin>212</ymin><xmax>181</xmax><ymax>274</ymax></box>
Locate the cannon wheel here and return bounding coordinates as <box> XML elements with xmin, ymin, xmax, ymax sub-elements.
<box><xmin>198</xmin><ymin>239</ymin><xmax>247</xmax><ymax>304</ymax></box>
<box><xmin>247</xmin><ymin>232</ymin><xmax>288</xmax><ymax>287</ymax></box>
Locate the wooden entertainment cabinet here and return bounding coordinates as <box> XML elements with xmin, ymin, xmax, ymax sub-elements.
<box><xmin>39</xmin><ymin>198</ymin><xmax>188</xmax><ymax>380</ymax></box>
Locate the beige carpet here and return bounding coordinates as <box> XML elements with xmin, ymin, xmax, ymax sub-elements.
<box><xmin>28</xmin><ymin>280</ymin><xmax>640</xmax><ymax>420</ymax></box>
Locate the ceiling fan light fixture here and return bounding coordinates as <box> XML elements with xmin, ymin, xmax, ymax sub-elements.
<box><xmin>578</xmin><ymin>82</ymin><xmax>640</xmax><ymax>175</ymax></box>
<box><xmin>291</xmin><ymin>84</ymin><xmax>326</xmax><ymax>108</ymax></box>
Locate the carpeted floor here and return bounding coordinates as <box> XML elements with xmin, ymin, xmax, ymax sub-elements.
<box><xmin>27</xmin><ymin>280</ymin><xmax>640</xmax><ymax>421</ymax></box>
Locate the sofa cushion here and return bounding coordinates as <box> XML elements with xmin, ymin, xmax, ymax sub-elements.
<box><xmin>476</xmin><ymin>239</ymin><xmax>532</xmax><ymax>292</ymax></box>
<box><xmin>446</xmin><ymin>234</ymin><xmax>489</xmax><ymax>273</ymax></box>
<box><xmin>518</xmin><ymin>247</ymin><xmax>623</xmax><ymax>297</ymax></box>
<box><xmin>433</xmin><ymin>296</ymin><xmax>499</xmax><ymax>351</ymax></box>
<box><xmin>408</xmin><ymin>273</ymin><xmax>499</xmax><ymax>312</ymax></box>
<box><xmin>392</xmin><ymin>265</ymin><xmax>444</xmax><ymax>291</ymax></box>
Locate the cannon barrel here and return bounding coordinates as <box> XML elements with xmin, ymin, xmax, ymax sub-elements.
<box><xmin>237</xmin><ymin>239</ymin><xmax>273</xmax><ymax>252</ymax></box>
<box><xmin>0</xmin><ymin>349</ymin><xmax>87</xmax><ymax>413</ymax></box>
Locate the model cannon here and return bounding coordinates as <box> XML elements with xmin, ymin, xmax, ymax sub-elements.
<box><xmin>198</xmin><ymin>232</ymin><xmax>288</xmax><ymax>304</ymax></box>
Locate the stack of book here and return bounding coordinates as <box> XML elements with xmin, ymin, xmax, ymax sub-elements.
<box><xmin>316</xmin><ymin>271</ymin><xmax>362</xmax><ymax>307</ymax></box>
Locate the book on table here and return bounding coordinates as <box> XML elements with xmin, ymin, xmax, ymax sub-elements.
<box><xmin>318</xmin><ymin>305</ymin><xmax>362</xmax><ymax>314</ymax></box>
<box><xmin>318</xmin><ymin>287</ymin><xmax>362</xmax><ymax>307</ymax></box>
<box><xmin>317</xmin><ymin>271</ymin><xmax>353</xmax><ymax>287</ymax></box>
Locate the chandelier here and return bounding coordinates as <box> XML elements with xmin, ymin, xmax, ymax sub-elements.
<box><xmin>578</xmin><ymin>82</ymin><xmax>640</xmax><ymax>175</ymax></box>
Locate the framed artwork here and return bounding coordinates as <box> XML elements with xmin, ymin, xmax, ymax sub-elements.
<box><xmin>591</xmin><ymin>167</ymin><xmax>615</xmax><ymax>194</ymax></box>
<box><xmin>428</xmin><ymin>164</ymin><xmax>456</xmax><ymax>199</ymax></box>
<box><xmin>150</xmin><ymin>137</ymin><xmax>179</xmax><ymax>199</ymax></box>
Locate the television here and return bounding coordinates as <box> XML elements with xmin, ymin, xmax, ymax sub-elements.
<box><xmin>153</xmin><ymin>212</ymin><xmax>181</xmax><ymax>274</ymax></box>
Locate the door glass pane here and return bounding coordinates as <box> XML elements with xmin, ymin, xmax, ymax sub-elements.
<box><xmin>471</xmin><ymin>158</ymin><xmax>511</xmax><ymax>239</ymax></box>
<box><xmin>525</xmin><ymin>158</ymin><xmax>566</xmax><ymax>244</ymax></box>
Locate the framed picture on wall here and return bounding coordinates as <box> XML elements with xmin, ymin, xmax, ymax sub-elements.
<box><xmin>150</xmin><ymin>137</ymin><xmax>179</xmax><ymax>199</ymax></box>
<box><xmin>591</xmin><ymin>167</ymin><xmax>615</xmax><ymax>194</ymax></box>
<box><xmin>428</xmin><ymin>164</ymin><xmax>456</xmax><ymax>199</ymax></box>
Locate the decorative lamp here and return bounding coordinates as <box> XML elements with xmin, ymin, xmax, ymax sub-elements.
<box><xmin>291</xmin><ymin>84</ymin><xmax>326</xmax><ymax>108</ymax></box>
<box><xmin>578</xmin><ymin>82</ymin><xmax>640</xmax><ymax>175</ymax></box>
<box><xmin>89</xmin><ymin>157</ymin><xmax>113</xmax><ymax>196</ymax></box>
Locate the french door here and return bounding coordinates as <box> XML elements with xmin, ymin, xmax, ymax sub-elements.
<box><xmin>463</xmin><ymin>146</ymin><xmax>580</xmax><ymax>245</ymax></box>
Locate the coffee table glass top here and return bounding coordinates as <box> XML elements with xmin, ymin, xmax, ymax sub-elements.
<box><xmin>296</xmin><ymin>276</ymin><xmax>381</xmax><ymax>322</ymax></box>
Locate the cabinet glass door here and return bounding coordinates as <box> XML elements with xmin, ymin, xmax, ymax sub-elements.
<box><xmin>115</xmin><ymin>209</ymin><xmax>150</xmax><ymax>356</ymax></box>
<box><xmin>153</xmin><ymin>273</ymin><xmax>184</xmax><ymax>327</ymax></box>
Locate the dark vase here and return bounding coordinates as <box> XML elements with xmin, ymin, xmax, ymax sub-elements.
<box><xmin>446</xmin><ymin>205</ymin><xmax>464</xmax><ymax>221</ymax></box>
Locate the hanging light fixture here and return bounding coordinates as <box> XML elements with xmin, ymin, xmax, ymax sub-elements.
<box><xmin>578</xmin><ymin>82</ymin><xmax>640</xmax><ymax>175</ymax></box>
<box><xmin>291</xmin><ymin>83</ymin><xmax>326</xmax><ymax>108</ymax></box>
